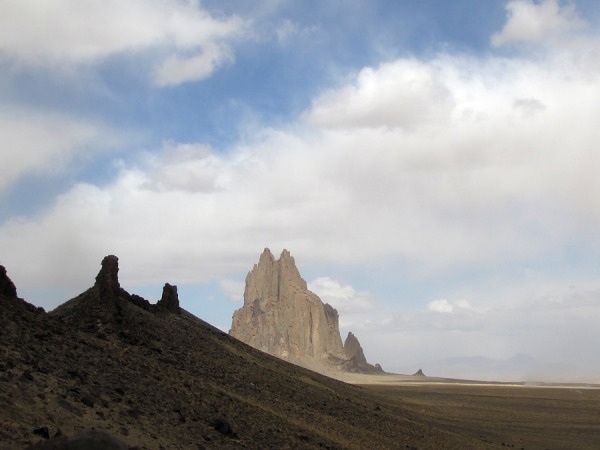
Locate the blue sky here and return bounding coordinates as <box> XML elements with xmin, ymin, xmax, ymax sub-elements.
<box><xmin>2</xmin><ymin>0</ymin><xmax>600</xmax><ymax>381</ymax></box>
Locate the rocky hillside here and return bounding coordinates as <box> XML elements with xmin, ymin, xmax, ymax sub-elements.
<box><xmin>0</xmin><ymin>256</ymin><xmax>489</xmax><ymax>449</ymax></box>
<box><xmin>230</xmin><ymin>249</ymin><xmax>382</xmax><ymax>374</ymax></box>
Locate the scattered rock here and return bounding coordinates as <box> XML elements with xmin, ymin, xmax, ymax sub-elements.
<box><xmin>213</xmin><ymin>418</ymin><xmax>236</xmax><ymax>437</ymax></box>
<box><xmin>20</xmin><ymin>370</ymin><xmax>34</xmax><ymax>382</ymax></box>
<box><xmin>80</xmin><ymin>395</ymin><xmax>95</xmax><ymax>408</ymax></box>
<box><xmin>26</xmin><ymin>430</ymin><xmax>128</xmax><ymax>450</ymax></box>
<box><xmin>33</xmin><ymin>427</ymin><xmax>50</xmax><ymax>439</ymax></box>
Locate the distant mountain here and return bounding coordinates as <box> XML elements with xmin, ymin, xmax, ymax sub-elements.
<box><xmin>230</xmin><ymin>248</ymin><xmax>382</xmax><ymax>374</ymax></box>
<box><xmin>0</xmin><ymin>256</ymin><xmax>481</xmax><ymax>449</ymax></box>
<box><xmin>417</xmin><ymin>353</ymin><xmax>574</xmax><ymax>382</ymax></box>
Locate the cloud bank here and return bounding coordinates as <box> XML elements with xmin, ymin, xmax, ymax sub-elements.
<box><xmin>492</xmin><ymin>0</ymin><xmax>585</xmax><ymax>46</ymax></box>
<box><xmin>4</xmin><ymin>32</ymin><xmax>600</xmax><ymax>289</ymax></box>
<box><xmin>0</xmin><ymin>0</ymin><xmax>246</xmax><ymax>85</ymax></box>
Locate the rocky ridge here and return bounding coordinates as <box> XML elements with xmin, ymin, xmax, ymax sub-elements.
<box><xmin>230</xmin><ymin>248</ymin><xmax>383</xmax><ymax>374</ymax></box>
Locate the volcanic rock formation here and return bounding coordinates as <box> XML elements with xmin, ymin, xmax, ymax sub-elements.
<box><xmin>0</xmin><ymin>263</ymin><xmax>18</xmax><ymax>299</ymax></box>
<box><xmin>230</xmin><ymin>248</ymin><xmax>382</xmax><ymax>373</ymax></box>
<box><xmin>157</xmin><ymin>283</ymin><xmax>181</xmax><ymax>314</ymax></box>
<box><xmin>343</xmin><ymin>332</ymin><xmax>384</xmax><ymax>373</ymax></box>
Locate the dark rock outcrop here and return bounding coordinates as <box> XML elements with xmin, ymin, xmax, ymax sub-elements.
<box><xmin>157</xmin><ymin>283</ymin><xmax>180</xmax><ymax>314</ymax></box>
<box><xmin>0</xmin><ymin>264</ymin><xmax>18</xmax><ymax>298</ymax></box>
<box><xmin>94</xmin><ymin>255</ymin><xmax>121</xmax><ymax>311</ymax></box>
<box><xmin>413</xmin><ymin>369</ymin><xmax>426</xmax><ymax>376</ymax></box>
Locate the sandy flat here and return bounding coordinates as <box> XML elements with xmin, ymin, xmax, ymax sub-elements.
<box><xmin>332</xmin><ymin>371</ymin><xmax>600</xmax><ymax>389</ymax></box>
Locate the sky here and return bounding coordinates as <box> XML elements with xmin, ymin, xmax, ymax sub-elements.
<box><xmin>2</xmin><ymin>0</ymin><xmax>600</xmax><ymax>381</ymax></box>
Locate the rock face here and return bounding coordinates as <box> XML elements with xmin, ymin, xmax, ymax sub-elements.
<box><xmin>230</xmin><ymin>249</ymin><xmax>382</xmax><ymax>373</ymax></box>
<box><xmin>0</xmin><ymin>264</ymin><xmax>18</xmax><ymax>299</ymax></box>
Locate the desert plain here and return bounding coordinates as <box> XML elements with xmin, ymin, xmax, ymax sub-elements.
<box><xmin>343</xmin><ymin>372</ymin><xmax>600</xmax><ymax>450</ymax></box>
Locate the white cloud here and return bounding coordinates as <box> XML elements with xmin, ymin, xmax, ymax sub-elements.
<box><xmin>154</xmin><ymin>43</ymin><xmax>234</xmax><ymax>86</ymax></box>
<box><xmin>425</xmin><ymin>298</ymin><xmax>475</xmax><ymax>314</ymax></box>
<box><xmin>492</xmin><ymin>0</ymin><xmax>586</xmax><ymax>47</ymax></box>
<box><xmin>145</xmin><ymin>141</ymin><xmax>231</xmax><ymax>192</ymax></box>
<box><xmin>0</xmin><ymin>0</ymin><xmax>246</xmax><ymax>84</ymax></box>
<box><xmin>219</xmin><ymin>278</ymin><xmax>245</xmax><ymax>302</ymax></box>
<box><xmin>3</xmin><ymin>42</ymin><xmax>600</xmax><ymax>294</ymax></box>
<box><xmin>303</xmin><ymin>59</ymin><xmax>451</xmax><ymax>130</ymax></box>
<box><xmin>308</xmin><ymin>277</ymin><xmax>378</xmax><ymax>327</ymax></box>
<box><xmin>427</xmin><ymin>299</ymin><xmax>454</xmax><ymax>313</ymax></box>
<box><xmin>275</xmin><ymin>19</ymin><xmax>320</xmax><ymax>46</ymax></box>
<box><xmin>0</xmin><ymin>109</ymin><xmax>121</xmax><ymax>192</ymax></box>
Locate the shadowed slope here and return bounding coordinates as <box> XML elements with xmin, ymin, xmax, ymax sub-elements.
<box><xmin>0</xmin><ymin>257</ymin><xmax>490</xmax><ymax>449</ymax></box>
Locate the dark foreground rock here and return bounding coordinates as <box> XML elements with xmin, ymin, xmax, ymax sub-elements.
<box><xmin>26</xmin><ymin>430</ymin><xmax>128</xmax><ymax>450</ymax></box>
<box><xmin>0</xmin><ymin>256</ymin><xmax>491</xmax><ymax>449</ymax></box>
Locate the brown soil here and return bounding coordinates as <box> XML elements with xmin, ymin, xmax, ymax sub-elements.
<box><xmin>364</xmin><ymin>383</ymin><xmax>600</xmax><ymax>450</ymax></box>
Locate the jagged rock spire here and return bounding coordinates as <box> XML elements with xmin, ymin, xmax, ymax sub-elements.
<box><xmin>0</xmin><ymin>264</ymin><xmax>17</xmax><ymax>299</ymax></box>
<box><xmin>158</xmin><ymin>283</ymin><xmax>180</xmax><ymax>314</ymax></box>
<box><xmin>344</xmin><ymin>332</ymin><xmax>368</xmax><ymax>367</ymax></box>
<box><xmin>343</xmin><ymin>331</ymin><xmax>383</xmax><ymax>373</ymax></box>
<box><xmin>231</xmin><ymin>248</ymin><xmax>383</xmax><ymax>373</ymax></box>
<box><xmin>231</xmin><ymin>248</ymin><xmax>346</xmax><ymax>365</ymax></box>
<box><xmin>95</xmin><ymin>255</ymin><xmax>121</xmax><ymax>306</ymax></box>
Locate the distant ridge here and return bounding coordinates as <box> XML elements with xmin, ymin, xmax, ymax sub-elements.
<box><xmin>230</xmin><ymin>248</ymin><xmax>383</xmax><ymax>374</ymax></box>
